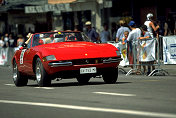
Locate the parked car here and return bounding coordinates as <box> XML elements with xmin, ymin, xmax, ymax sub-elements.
<box><xmin>12</xmin><ymin>31</ymin><xmax>122</xmax><ymax>87</ymax></box>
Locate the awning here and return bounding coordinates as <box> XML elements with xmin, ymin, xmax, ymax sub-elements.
<box><xmin>48</xmin><ymin>0</ymin><xmax>77</xmax><ymax>4</ymax></box>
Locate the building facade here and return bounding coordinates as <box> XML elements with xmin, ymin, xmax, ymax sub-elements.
<box><xmin>0</xmin><ymin>0</ymin><xmax>176</xmax><ymax>36</ymax></box>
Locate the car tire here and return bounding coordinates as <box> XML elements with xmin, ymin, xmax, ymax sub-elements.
<box><xmin>13</xmin><ymin>60</ymin><xmax>28</xmax><ymax>86</ymax></box>
<box><xmin>103</xmin><ymin>68</ymin><xmax>118</xmax><ymax>84</ymax></box>
<box><xmin>76</xmin><ymin>76</ymin><xmax>90</xmax><ymax>85</ymax></box>
<box><xmin>35</xmin><ymin>58</ymin><xmax>51</xmax><ymax>87</ymax></box>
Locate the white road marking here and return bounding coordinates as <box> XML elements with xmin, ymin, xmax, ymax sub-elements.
<box><xmin>34</xmin><ymin>87</ymin><xmax>54</xmax><ymax>90</ymax></box>
<box><xmin>93</xmin><ymin>92</ymin><xmax>136</xmax><ymax>97</ymax></box>
<box><xmin>0</xmin><ymin>99</ymin><xmax>176</xmax><ymax>118</ymax></box>
<box><xmin>4</xmin><ymin>84</ymin><xmax>15</xmax><ymax>86</ymax></box>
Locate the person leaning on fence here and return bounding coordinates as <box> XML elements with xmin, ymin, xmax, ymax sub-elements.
<box><xmin>122</xmin><ymin>31</ymin><xmax>129</xmax><ymax>45</ymax></box>
<box><xmin>127</xmin><ymin>21</ymin><xmax>142</xmax><ymax>74</ymax></box>
<box><xmin>138</xmin><ymin>25</ymin><xmax>155</xmax><ymax>75</ymax></box>
<box><xmin>119</xmin><ymin>31</ymin><xmax>130</xmax><ymax>66</ymax></box>
<box><xmin>116</xmin><ymin>20</ymin><xmax>131</xmax><ymax>42</ymax></box>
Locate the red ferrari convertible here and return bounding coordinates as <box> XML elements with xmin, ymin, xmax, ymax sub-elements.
<box><xmin>12</xmin><ymin>31</ymin><xmax>122</xmax><ymax>87</ymax></box>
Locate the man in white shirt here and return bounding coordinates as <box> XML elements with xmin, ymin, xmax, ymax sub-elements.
<box><xmin>127</xmin><ymin>21</ymin><xmax>141</xmax><ymax>44</ymax></box>
<box><xmin>127</xmin><ymin>21</ymin><xmax>141</xmax><ymax>73</ymax></box>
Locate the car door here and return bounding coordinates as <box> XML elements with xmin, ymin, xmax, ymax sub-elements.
<box><xmin>21</xmin><ymin>35</ymin><xmax>35</xmax><ymax>75</ymax></box>
<box><xmin>22</xmin><ymin>48</ymin><xmax>33</xmax><ymax>75</ymax></box>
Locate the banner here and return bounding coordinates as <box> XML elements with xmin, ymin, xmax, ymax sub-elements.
<box><xmin>118</xmin><ymin>42</ymin><xmax>129</xmax><ymax>66</ymax></box>
<box><xmin>0</xmin><ymin>48</ymin><xmax>8</xmax><ymax>65</ymax></box>
<box><xmin>163</xmin><ymin>36</ymin><xmax>176</xmax><ymax>64</ymax></box>
<box><xmin>139</xmin><ymin>39</ymin><xmax>156</xmax><ymax>62</ymax></box>
<box><xmin>108</xmin><ymin>42</ymin><xmax>129</xmax><ymax>66</ymax></box>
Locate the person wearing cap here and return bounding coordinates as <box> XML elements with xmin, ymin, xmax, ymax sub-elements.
<box><xmin>116</xmin><ymin>20</ymin><xmax>131</xmax><ymax>42</ymax></box>
<box><xmin>144</xmin><ymin>13</ymin><xmax>160</xmax><ymax>38</ymax></box>
<box><xmin>85</xmin><ymin>21</ymin><xmax>99</xmax><ymax>42</ymax></box>
<box><xmin>127</xmin><ymin>21</ymin><xmax>142</xmax><ymax>74</ymax></box>
<box><xmin>127</xmin><ymin>21</ymin><xmax>141</xmax><ymax>44</ymax></box>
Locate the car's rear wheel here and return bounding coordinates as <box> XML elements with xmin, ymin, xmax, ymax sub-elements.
<box><xmin>35</xmin><ymin>58</ymin><xmax>51</xmax><ymax>87</ymax></box>
<box><xmin>13</xmin><ymin>60</ymin><xmax>28</xmax><ymax>86</ymax></box>
<box><xmin>76</xmin><ymin>76</ymin><xmax>90</xmax><ymax>85</ymax></box>
<box><xmin>102</xmin><ymin>68</ymin><xmax>118</xmax><ymax>84</ymax></box>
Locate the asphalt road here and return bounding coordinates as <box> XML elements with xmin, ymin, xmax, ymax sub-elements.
<box><xmin>0</xmin><ymin>66</ymin><xmax>176</xmax><ymax>118</ymax></box>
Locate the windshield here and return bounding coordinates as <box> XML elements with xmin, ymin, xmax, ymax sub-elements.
<box><xmin>32</xmin><ymin>31</ymin><xmax>91</xmax><ymax>47</ymax></box>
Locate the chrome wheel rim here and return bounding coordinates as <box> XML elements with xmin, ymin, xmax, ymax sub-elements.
<box><xmin>13</xmin><ymin>63</ymin><xmax>18</xmax><ymax>82</ymax></box>
<box><xmin>36</xmin><ymin>63</ymin><xmax>41</xmax><ymax>83</ymax></box>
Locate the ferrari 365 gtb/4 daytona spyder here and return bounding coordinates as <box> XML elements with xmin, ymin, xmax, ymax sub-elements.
<box><xmin>12</xmin><ymin>31</ymin><xmax>122</xmax><ymax>87</ymax></box>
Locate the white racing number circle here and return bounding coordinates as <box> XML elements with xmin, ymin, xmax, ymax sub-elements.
<box><xmin>20</xmin><ymin>49</ymin><xmax>27</xmax><ymax>64</ymax></box>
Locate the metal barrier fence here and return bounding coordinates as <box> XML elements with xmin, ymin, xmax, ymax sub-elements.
<box><xmin>108</xmin><ymin>36</ymin><xmax>176</xmax><ymax>76</ymax></box>
<box><xmin>125</xmin><ymin>37</ymin><xmax>168</xmax><ymax>76</ymax></box>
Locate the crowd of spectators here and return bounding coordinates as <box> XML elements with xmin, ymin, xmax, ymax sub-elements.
<box><xmin>0</xmin><ymin>33</ymin><xmax>28</xmax><ymax>48</ymax></box>
<box><xmin>85</xmin><ymin>13</ymin><xmax>175</xmax><ymax>75</ymax></box>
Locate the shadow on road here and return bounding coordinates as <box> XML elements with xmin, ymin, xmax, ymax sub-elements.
<box><xmin>27</xmin><ymin>81</ymin><xmax>132</xmax><ymax>88</ymax></box>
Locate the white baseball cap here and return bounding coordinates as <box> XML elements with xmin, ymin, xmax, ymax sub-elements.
<box><xmin>85</xmin><ymin>21</ymin><xmax>91</xmax><ymax>25</ymax></box>
<box><xmin>147</xmin><ymin>13</ymin><xmax>153</xmax><ymax>20</ymax></box>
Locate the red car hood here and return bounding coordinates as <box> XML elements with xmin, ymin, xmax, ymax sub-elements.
<box><xmin>37</xmin><ymin>42</ymin><xmax>118</xmax><ymax>60</ymax></box>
